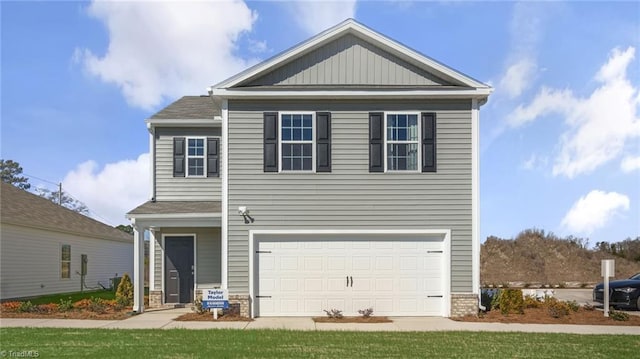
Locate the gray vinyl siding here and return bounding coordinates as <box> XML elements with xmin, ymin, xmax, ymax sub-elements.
<box><xmin>244</xmin><ymin>34</ymin><xmax>451</xmax><ymax>87</ymax></box>
<box><xmin>0</xmin><ymin>224</ymin><xmax>133</xmax><ymax>300</ymax></box>
<box><xmin>154</xmin><ymin>127</ymin><xmax>222</xmax><ymax>201</ymax></box>
<box><xmin>154</xmin><ymin>227</ymin><xmax>221</xmax><ymax>291</ymax></box>
<box><xmin>227</xmin><ymin>99</ymin><xmax>473</xmax><ymax>294</ymax></box>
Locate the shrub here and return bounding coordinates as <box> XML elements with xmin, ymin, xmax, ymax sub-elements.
<box><xmin>1</xmin><ymin>301</ymin><xmax>22</xmax><ymax>313</ymax></box>
<box><xmin>58</xmin><ymin>298</ymin><xmax>74</xmax><ymax>312</ymax></box>
<box><xmin>115</xmin><ymin>273</ymin><xmax>133</xmax><ymax>307</ymax></box>
<box><xmin>523</xmin><ymin>295</ymin><xmax>542</xmax><ymax>309</ymax></box>
<box><xmin>546</xmin><ymin>298</ymin><xmax>570</xmax><ymax>318</ymax></box>
<box><xmin>88</xmin><ymin>297</ymin><xmax>106</xmax><ymax>313</ymax></box>
<box><xmin>36</xmin><ymin>303</ymin><xmax>59</xmax><ymax>313</ymax></box>
<box><xmin>73</xmin><ymin>299</ymin><xmax>92</xmax><ymax>310</ymax></box>
<box><xmin>358</xmin><ymin>308</ymin><xmax>374</xmax><ymax>318</ymax></box>
<box><xmin>18</xmin><ymin>301</ymin><xmax>35</xmax><ymax>313</ymax></box>
<box><xmin>609</xmin><ymin>308</ymin><xmax>629</xmax><ymax>321</ymax></box>
<box><xmin>583</xmin><ymin>303</ymin><xmax>595</xmax><ymax>311</ymax></box>
<box><xmin>192</xmin><ymin>298</ymin><xmax>207</xmax><ymax>314</ymax></box>
<box><xmin>566</xmin><ymin>300</ymin><xmax>580</xmax><ymax>312</ymax></box>
<box><xmin>498</xmin><ymin>289</ymin><xmax>524</xmax><ymax>315</ymax></box>
<box><xmin>323</xmin><ymin>309</ymin><xmax>343</xmax><ymax>319</ymax></box>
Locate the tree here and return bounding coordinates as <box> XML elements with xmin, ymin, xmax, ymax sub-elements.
<box><xmin>0</xmin><ymin>159</ymin><xmax>31</xmax><ymax>190</ymax></box>
<box><xmin>35</xmin><ymin>187</ymin><xmax>90</xmax><ymax>215</ymax></box>
<box><xmin>116</xmin><ymin>224</ymin><xmax>134</xmax><ymax>234</ymax></box>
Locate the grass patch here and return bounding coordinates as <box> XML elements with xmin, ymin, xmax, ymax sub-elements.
<box><xmin>0</xmin><ymin>328</ymin><xmax>636</xmax><ymax>358</ymax></box>
<box><xmin>14</xmin><ymin>290</ymin><xmax>116</xmax><ymax>306</ymax></box>
<box><xmin>6</xmin><ymin>288</ymin><xmax>150</xmax><ymax>306</ymax></box>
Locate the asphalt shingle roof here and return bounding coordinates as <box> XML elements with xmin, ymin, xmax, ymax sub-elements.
<box><xmin>127</xmin><ymin>201</ymin><xmax>221</xmax><ymax>215</ymax></box>
<box><xmin>1</xmin><ymin>182</ymin><xmax>133</xmax><ymax>242</ymax></box>
<box><xmin>150</xmin><ymin>96</ymin><xmax>220</xmax><ymax>119</ymax></box>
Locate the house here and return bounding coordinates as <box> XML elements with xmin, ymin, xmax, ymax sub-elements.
<box><xmin>127</xmin><ymin>19</ymin><xmax>492</xmax><ymax>317</ymax></box>
<box><xmin>0</xmin><ymin>182</ymin><xmax>133</xmax><ymax>300</ymax></box>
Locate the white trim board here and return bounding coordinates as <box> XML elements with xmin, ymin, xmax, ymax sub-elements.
<box><xmin>221</xmin><ymin>99</ymin><xmax>229</xmax><ymax>290</ymax></box>
<box><xmin>248</xmin><ymin>229</ymin><xmax>452</xmax><ymax>318</ymax></box>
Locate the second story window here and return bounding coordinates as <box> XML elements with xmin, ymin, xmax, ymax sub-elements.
<box><xmin>281</xmin><ymin>113</ymin><xmax>314</xmax><ymax>171</ymax></box>
<box><xmin>386</xmin><ymin>113</ymin><xmax>419</xmax><ymax>171</ymax></box>
<box><xmin>187</xmin><ymin>138</ymin><xmax>205</xmax><ymax>176</ymax></box>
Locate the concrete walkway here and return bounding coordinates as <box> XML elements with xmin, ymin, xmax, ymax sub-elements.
<box><xmin>2</xmin><ymin>309</ymin><xmax>639</xmax><ymax>335</ymax></box>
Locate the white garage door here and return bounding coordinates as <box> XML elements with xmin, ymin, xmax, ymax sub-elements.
<box><xmin>255</xmin><ymin>236</ymin><xmax>445</xmax><ymax>317</ymax></box>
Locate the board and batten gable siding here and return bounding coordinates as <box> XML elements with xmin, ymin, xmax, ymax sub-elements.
<box><xmin>155</xmin><ymin>127</ymin><xmax>222</xmax><ymax>201</ymax></box>
<box><xmin>243</xmin><ymin>34</ymin><xmax>452</xmax><ymax>87</ymax></box>
<box><xmin>227</xmin><ymin>99</ymin><xmax>473</xmax><ymax>294</ymax></box>
<box><xmin>0</xmin><ymin>224</ymin><xmax>133</xmax><ymax>300</ymax></box>
<box><xmin>153</xmin><ymin>227</ymin><xmax>222</xmax><ymax>291</ymax></box>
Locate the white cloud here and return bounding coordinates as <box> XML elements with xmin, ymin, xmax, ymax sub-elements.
<box><xmin>621</xmin><ymin>156</ymin><xmax>640</xmax><ymax>172</ymax></box>
<box><xmin>521</xmin><ymin>153</ymin><xmax>548</xmax><ymax>171</ymax></box>
<box><xmin>62</xmin><ymin>154</ymin><xmax>150</xmax><ymax>226</ymax></box>
<box><xmin>561</xmin><ymin>190</ymin><xmax>630</xmax><ymax>235</ymax></box>
<box><xmin>76</xmin><ymin>1</ymin><xmax>257</xmax><ymax>110</ymax></box>
<box><xmin>508</xmin><ymin>46</ymin><xmax>640</xmax><ymax>178</ymax></box>
<box><xmin>499</xmin><ymin>58</ymin><xmax>537</xmax><ymax>99</ymax></box>
<box><xmin>283</xmin><ymin>1</ymin><xmax>357</xmax><ymax>35</ymax></box>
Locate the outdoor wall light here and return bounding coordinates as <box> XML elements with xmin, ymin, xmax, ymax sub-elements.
<box><xmin>238</xmin><ymin>206</ymin><xmax>254</xmax><ymax>224</ymax></box>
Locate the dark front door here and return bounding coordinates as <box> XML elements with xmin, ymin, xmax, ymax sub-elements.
<box><xmin>165</xmin><ymin>236</ymin><xmax>194</xmax><ymax>303</ymax></box>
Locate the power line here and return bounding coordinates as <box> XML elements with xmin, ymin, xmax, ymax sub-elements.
<box><xmin>22</xmin><ymin>172</ymin><xmax>120</xmax><ymax>227</ymax></box>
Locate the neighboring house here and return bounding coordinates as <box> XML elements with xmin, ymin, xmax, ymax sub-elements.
<box><xmin>127</xmin><ymin>19</ymin><xmax>492</xmax><ymax>317</ymax></box>
<box><xmin>0</xmin><ymin>182</ymin><xmax>133</xmax><ymax>300</ymax></box>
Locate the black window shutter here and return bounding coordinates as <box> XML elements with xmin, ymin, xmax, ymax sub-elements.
<box><xmin>263</xmin><ymin>112</ymin><xmax>278</xmax><ymax>172</ymax></box>
<box><xmin>421</xmin><ymin>112</ymin><xmax>437</xmax><ymax>172</ymax></box>
<box><xmin>173</xmin><ymin>137</ymin><xmax>185</xmax><ymax>177</ymax></box>
<box><xmin>207</xmin><ymin>137</ymin><xmax>219</xmax><ymax>177</ymax></box>
<box><xmin>369</xmin><ymin>112</ymin><xmax>384</xmax><ymax>172</ymax></box>
<box><xmin>316</xmin><ymin>112</ymin><xmax>331</xmax><ymax>172</ymax></box>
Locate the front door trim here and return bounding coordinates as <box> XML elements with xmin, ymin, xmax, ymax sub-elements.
<box><xmin>162</xmin><ymin>233</ymin><xmax>196</xmax><ymax>304</ymax></box>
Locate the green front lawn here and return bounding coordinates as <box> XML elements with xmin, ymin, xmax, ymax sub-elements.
<box><xmin>19</xmin><ymin>290</ymin><xmax>116</xmax><ymax>305</ymax></box>
<box><xmin>0</xmin><ymin>328</ymin><xmax>636</xmax><ymax>358</ymax></box>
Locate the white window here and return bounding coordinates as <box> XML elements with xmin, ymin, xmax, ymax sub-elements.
<box><xmin>385</xmin><ymin>113</ymin><xmax>419</xmax><ymax>171</ymax></box>
<box><xmin>61</xmin><ymin>244</ymin><xmax>71</xmax><ymax>279</ymax></box>
<box><xmin>187</xmin><ymin>138</ymin><xmax>206</xmax><ymax>176</ymax></box>
<box><xmin>280</xmin><ymin>113</ymin><xmax>314</xmax><ymax>171</ymax></box>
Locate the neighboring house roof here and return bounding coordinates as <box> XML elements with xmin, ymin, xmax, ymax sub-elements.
<box><xmin>211</xmin><ymin>19</ymin><xmax>492</xmax><ymax>95</ymax></box>
<box><xmin>127</xmin><ymin>201</ymin><xmax>222</xmax><ymax>215</ymax></box>
<box><xmin>150</xmin><ymin>96</ymin><xmax>220</xmax><ymax>120</ymax></box>
<box><xmin>0</xmin><ymin>182</ymin><xmax>132</xmax><ymax>243</ymax></box>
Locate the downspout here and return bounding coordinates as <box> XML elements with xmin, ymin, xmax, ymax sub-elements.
<box><xmin>148</xmin><ymin>123</ymin><xmax>156</xmax><ymax>201</ymax></box>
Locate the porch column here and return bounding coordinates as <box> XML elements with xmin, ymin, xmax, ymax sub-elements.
<box><xmin>133</xmin><ymin>224</ymin><xmax>145</xmax><ymax>313</ymax></box>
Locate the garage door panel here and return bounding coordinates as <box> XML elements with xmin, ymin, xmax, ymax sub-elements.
<box><xmin>256</xmin><ymin>236</ymin><xmax>445</xmax><ymax>317</ymax></box>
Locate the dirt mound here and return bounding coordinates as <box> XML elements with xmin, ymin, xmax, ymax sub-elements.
<box><xmin>481</xmin><ymin>229</ymin><xmax>639</xmax><ymax>286</ymax></box>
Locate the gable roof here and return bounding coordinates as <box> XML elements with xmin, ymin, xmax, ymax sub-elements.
<box><xmin>1</xmin><ymin>182</ymin><xmax>133</xmax><ymax>243</ymax></box>
<box><xmin>210</xmin><ymin>19</ymin><xmax>491</xmax><ymax>99</ymax></box>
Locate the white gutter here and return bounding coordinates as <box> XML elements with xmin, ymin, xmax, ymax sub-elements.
<box><xmin>210</xmin><ymin>88</ymin><xmax>492</xmax><ymax>99</ymax></box>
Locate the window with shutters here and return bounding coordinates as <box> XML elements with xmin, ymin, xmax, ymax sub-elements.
<box><xmin>385</xmin><ymin>113</ymin><xmax>419</xmax><ymax>171</ymax></box>
<box><xmin>187</xmin><ymin>137</ymin><xmax>206</xmax><ymax>176</ymax></box>
<box><xmin>280</xmin><ymin>113</ymin><xmax>314</xmax><ymax>171</ymax></box>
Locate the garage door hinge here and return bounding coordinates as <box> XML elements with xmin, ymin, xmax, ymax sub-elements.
<box><xmin>256</xmin><ymin>295</ymin><xmax>272</xmax><ymax>298</ymax></box>
<box><xmin>427</xmin><ymin>250</ymin><xmax>443</xmax><ymax>253</ymax></box>
<box><xmin>427</xmin><ymin>295</ymin><xmax>444</xmax><ymax>298</ymax></box>
<box><xmin>256</xmin><ymin>250</ymin><xmax>272</xmax><ymax>254</ymax></box>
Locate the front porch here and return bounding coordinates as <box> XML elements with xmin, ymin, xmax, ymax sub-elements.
<box><xmin>126</xmin><ymin>200</ymin><xmax>222</xmax><ymax>313</ymax></box>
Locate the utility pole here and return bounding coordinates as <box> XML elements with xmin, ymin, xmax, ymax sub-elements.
<box><xmin>58</xmin><ymin>182</ymin><xmax>62</xmax><ymax>205</ymax></box>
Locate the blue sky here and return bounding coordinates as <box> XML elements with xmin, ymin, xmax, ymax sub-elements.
<box><xmin>1</xmin><ymin>1</ymin><xmax>639</xmax><ymax>244</ymax></box>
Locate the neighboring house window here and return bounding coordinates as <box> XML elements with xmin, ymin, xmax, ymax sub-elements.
<box><xmin>187</xmin><ymin>138</ymin><xmax>205</xmax><ymax>176</ymax></box>
<box><xmin>173</xmin><ymin>137</ymin><xmax>219</xmax><ymax>177</ymax></box>
<box><xmin>61</xmin><ymin>244</ymin><xmax>71</xmax><ymax>279</ymax></box>
<box><xmin>386</xmin><ymin>113</ymin><xmax>419</xmax><ymax>171</ymax></box>
<box><xmin>280</xmin><ymin>113</ymin><xmax>314</xmax><ymax>171</ymax></box>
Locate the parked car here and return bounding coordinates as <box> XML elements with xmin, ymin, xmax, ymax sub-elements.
<box><xmin>593</xmin><ymin>273</ymin><xmax>640</xmax><ymax>310</ymax></box>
